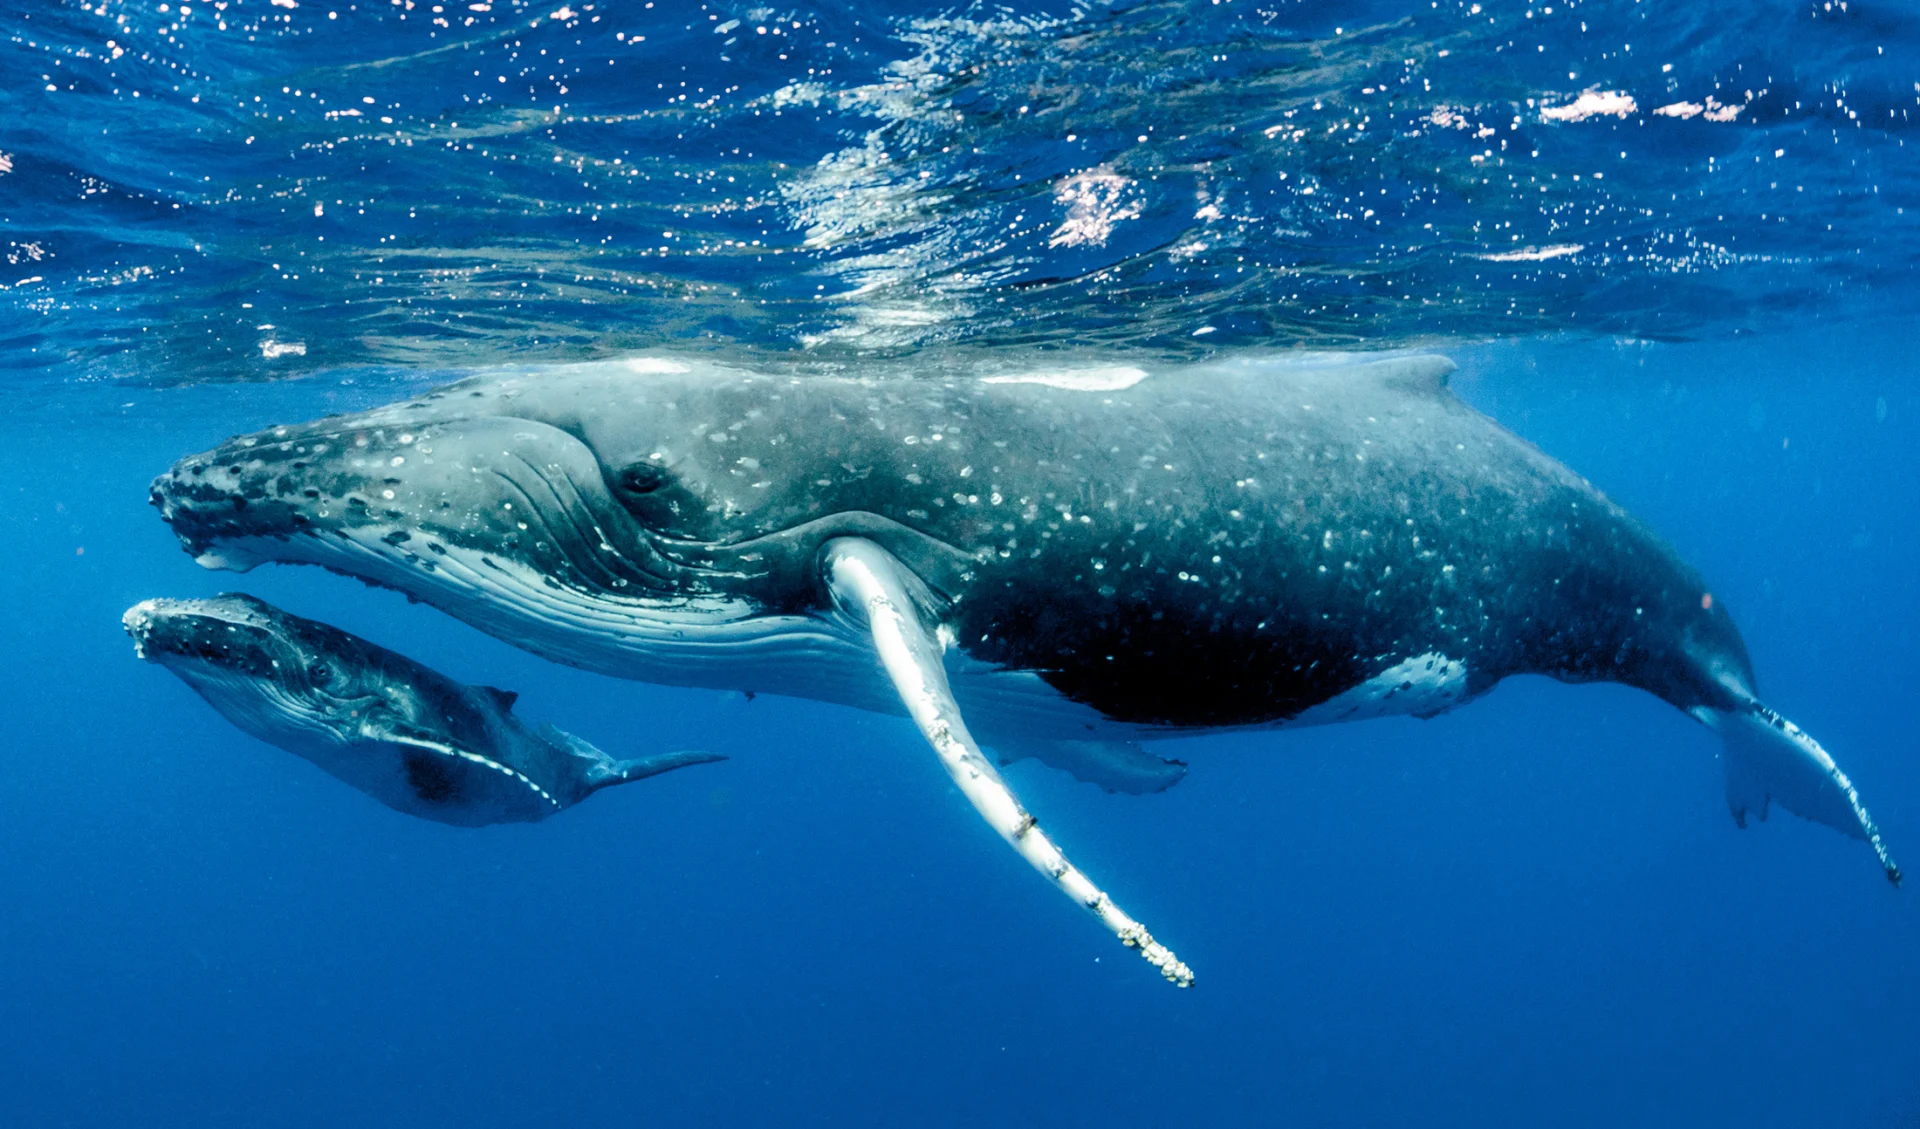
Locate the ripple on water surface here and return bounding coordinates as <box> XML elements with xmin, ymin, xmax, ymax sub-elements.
<box><xmin>2</xmin><ymin>0</ymin><xmax>1916</xmax><ymax>382</ymax></box>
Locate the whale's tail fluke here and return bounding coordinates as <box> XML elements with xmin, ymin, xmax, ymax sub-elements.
<box><xmin>605</xmin><ymin>748</ymin><xmax>729</xmax><ymax>784</ymax></box>
<box><xmin>1695</xmin><ymin>701</ymin><xmax>1900</xmax><ymax>886</ymax></box>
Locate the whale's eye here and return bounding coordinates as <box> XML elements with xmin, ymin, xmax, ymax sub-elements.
<box><xmin>615</xmin><ymin>462</ymin><xmax>670</xmax><ymax>496</ymax></box>
<box><xmin>308</xmin><ymin>663</ymin><xmax>332</xmax><ymax>686</ymax></box>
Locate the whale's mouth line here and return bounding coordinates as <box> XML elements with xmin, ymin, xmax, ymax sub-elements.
<box><xmin>128</xmin><ymin>601</ymin><xmax>406</xmax><ymax>740</ymax></box>
<box><xmin>239</xmin><ymin>522</ymin><xmax>802</xmax><ymax>635</ymax></box>
<box><xmin>124</xmin><ymin>605</ymin><xmax>333</xmax><ymax>696</ymax></box>
<box><xmin>125</xmin><ymin>600</ymin><xmax>288</xmax><ymax>673</ymax></box>
<box><xmin>155</xmin><ymin>418</ymin><xmax>972</xmax><ymax>697</ymax></box>
<box><xmin>142</xmin><ymin>642</ymin><xmax>344</xmax><ymax>738</ymax></box>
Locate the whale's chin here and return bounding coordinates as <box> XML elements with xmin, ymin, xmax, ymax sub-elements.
<box><xmin>193</xmin><ymin>549</ymin><xmax>262</xmax><ymax>573</ymax></box>
<box><xmin>186</xmin><ymin>532</ymin><xmax>358</xmax><ymax>581</ymax></box>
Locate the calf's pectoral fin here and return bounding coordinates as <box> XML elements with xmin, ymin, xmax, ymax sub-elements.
<box><xmin>1697</xmin><ymin>702</ymin><xmax>1900</xmax><ymax>886</ymax></box>
<box><xmin>373</xmin><ymin>722</ymin><xmax>564</xmax><ymax>815</ymax></box>
<box><xmin>822</xmin><ymin>536</ymin><xmax>1194</xmax><ymax>987</ymax></box>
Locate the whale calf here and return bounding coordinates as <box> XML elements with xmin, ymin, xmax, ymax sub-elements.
<box><xmin>150</xmin><ymin>353</ymin><xmax>1899</xmax><ymax>983</ymax></box>
<box><xmin>125</xmin><ymin>593</ymin><xmax>723</xmax><ymax>827</ymax></box>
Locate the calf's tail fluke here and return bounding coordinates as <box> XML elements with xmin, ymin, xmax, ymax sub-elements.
<box><xmin>1696</xmin><ymin>700</ymin><xmax>1900</xmax><ymax>886</ymax></box>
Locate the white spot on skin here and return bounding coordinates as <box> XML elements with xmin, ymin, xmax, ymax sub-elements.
<box><xmin>982</xmin><ymin>367</ymin><xmax>1148</xmax><ymax>392</ymax></box>
<box><xmin>623</xmin><ymin>356</ymin><xmax>692</xmax><ymax>374</ymax></box>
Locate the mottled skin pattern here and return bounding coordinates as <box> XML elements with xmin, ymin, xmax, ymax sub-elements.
<box><xmin>152</xmin><ymin>356</ymin><xmax>1748</xmax><ymax>730</ymax></box>
<box><xmin>692</xmin><ymin>362</ymin><xmax>1748</xmax><ymax>726</ymax></box>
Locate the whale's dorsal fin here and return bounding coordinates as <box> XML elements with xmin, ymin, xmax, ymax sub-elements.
<box><xmin>536</xmin><ymin>722</ymin><xmax>610</xmax><ymax>768</ymax></box>
<box><xmin>478</xmin><ymin>686</ymin><xmax>519</xmax><ymax>712</ymax></box>
<box><xmin>1359</xmin><ymin>355</ymin><xmax>1455</xmax><ymax>397</ymax></box>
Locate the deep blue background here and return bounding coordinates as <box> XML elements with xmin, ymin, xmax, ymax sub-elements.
<box><xmin>4</xmin><ymin>0</ymin><xmax>1917</xmax><ymax>1122</ymax></box>
<box><xmin>2</xmin><ymin>326</ymin><xmax>1914</xmax><ymax>1126</ymax></box>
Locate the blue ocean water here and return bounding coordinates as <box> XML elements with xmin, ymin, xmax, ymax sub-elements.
<box><xmin>2</xmin><ymin>1</ymin><xmax>1917</xmax><ymax>1126</ymax></box>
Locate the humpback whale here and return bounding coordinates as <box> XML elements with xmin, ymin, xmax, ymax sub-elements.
<box><xmin>125</xmin><ymin>593</ymin><xmax>723</xmax><ymax>827</ymax></box>
<box><xmin>149</xmin><ymin>353</ymin><xmax>1899</xmax><ymax>984</ymax></box>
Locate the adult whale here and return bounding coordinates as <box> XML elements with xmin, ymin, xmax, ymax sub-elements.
<box><xmin>150</xmin><ymin>353</ymin><xmax>1899</xmax><ymax>984</ymax></box>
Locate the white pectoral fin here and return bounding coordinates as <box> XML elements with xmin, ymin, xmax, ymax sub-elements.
<box><xmin>377</xmin><ymin>724</ymin><xmax>563</xmax><ymax>813</ymax></box>
<box><xmin>1701</xmin><ymin>702</ymin><xmax>1900</xmax><ymax>886</ymax></box>
<box><xmin>822</xmin><ymin>537</ymin><xmax>1194</xmax><ymax>987</ymax></box>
